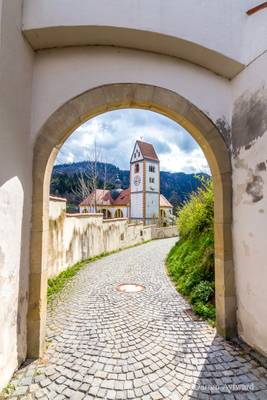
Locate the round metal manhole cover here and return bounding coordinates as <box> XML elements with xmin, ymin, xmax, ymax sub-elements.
<box><xmin>116</xmin><ymin>284</ymin><xmax>145</xmax><ymax>293</ymax></box>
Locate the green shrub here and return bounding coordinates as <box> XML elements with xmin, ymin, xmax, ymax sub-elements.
<box><xmin>192</xmin><ymin>301</ymin><xmax>216</xmax><ymax>321</ymax></box>
<box><xmin>177</xmin><ymin>177</ymin><xmax>214</xmax><ymax>238</ymax></box>
<box><xmin>166</xmin><ymin>177</ymin><xmax>215</xmax><ymax>322</ymax></box>
<box><xmin>190</xmin><ymin>281</ymin><xmax>214</xmax><ymax>304</ymax></box>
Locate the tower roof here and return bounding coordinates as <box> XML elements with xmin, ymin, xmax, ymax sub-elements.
<box><xmin>135</xmin><ymin>140</ymin><xmax>159</xmax><ymax>162</ymax></box>
<box><xmin>114</xmin><ymin>175</ymin><xmax>122</xmax><ymax>189</ymax></box>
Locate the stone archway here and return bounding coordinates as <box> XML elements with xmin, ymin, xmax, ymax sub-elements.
<box><xmin>28</xmin><ymin>83</ymin><xmax>236</xmax><ymax>358</ymax></box>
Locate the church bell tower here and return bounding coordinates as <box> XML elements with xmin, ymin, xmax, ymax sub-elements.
<box><xmin>130</xmin><ymin>140</ymin><xmax>160</xmax><ymax>224</ymax></box>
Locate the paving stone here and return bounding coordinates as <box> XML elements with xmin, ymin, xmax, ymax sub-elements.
<box><xmin>151</xmin><ymin>391</ymin><xmax>163</xmax><ymax>400</ymax></box>
<box><xmin>20</xmin><ymin>377</ymin><xmax>33</xmax><ymax>387</ymax></box>
<box><xmin>95</xmin><ymin>370</ymin><xmax>108</xmax><ymax>379</ymax></box>
<box><xmin>134</xmin><ymin>387</ymin><xmax>143</xmax><ymax>397</ymax></box>
<box><xmin>69</xmin><ymin>392</ymin><xmax>85</xmax><ymax>400</ymax></box>
<box><xmin>124</xmin><ymin>381</ymin><xmax>133</xmax><ymax>390</ymax></box>
<box><xmin>79</xmin><ymin>383</ymin><xmax>90</xmax><ymax>392</ymax></box>
<box><xmin>63</xmin><ymin>387</ymin><xmax>76</xmax><ymax>397</ymax></box>
<box><xmin>13</xmin><ymin>387</ymin><xmax>28</xmax><ymax>396</ymax></box>
<box><xmin>29</xmin><ymin>384</ymin><xmax>39</xmax><ymax>393</ymax></box>
<box><xmin>169</xmin><ymin>390</ymin><xmax>182</xmax><ymax>400</ymax></box>
<box><xmin>39</xmin><ymin>378</ymin><xmax>51</xmax><ymax>388</ymax></box>
<box><xmin>159</xmin><ymin>386</ymin><xmax>171</xmax><ymax>397</ymax></box>
<box><xmin>2</xmin><ymin>240</ymin><xmax>267</xmax><ymax>400</ymax></box>
<box><xmin>68</xmin><ymin>380</ymin><xmax>81</xmax><ymax>390</ymax></box>
<box><xmin>34</xmin><ymin>389</ymin><xmax>45</xmax><ymax>399</ymax></box>
<box><xmin>106</xmin><ymin>389</ymin><xmax>116</xmax><ymax>399</ymax></box>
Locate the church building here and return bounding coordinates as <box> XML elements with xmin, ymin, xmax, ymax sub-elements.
<box><xmin>130</xmin><ymin>140</ymin><xmax>160</xmax><ymax>225</ymax></box>
<box><xmin>79</xmin><ymin>140</ymin><xmax>173</xmax><ymax>224</ymax></box>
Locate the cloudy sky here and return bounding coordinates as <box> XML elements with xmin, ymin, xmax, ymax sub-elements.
<box><xmin>55</xmin><ymin>109</ymin><xmax>209</xmax><ymax>174</ymax></box>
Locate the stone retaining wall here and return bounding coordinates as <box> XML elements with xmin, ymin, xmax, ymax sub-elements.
<box><xmin>48</xmin><ymin>197</ymin><xmax>152</xmax><ymax>277</ymax></box>
<box><xmin>151</xmin><ymin>225</ymin><xmax>178</xmax><ymax>240</ymax></box>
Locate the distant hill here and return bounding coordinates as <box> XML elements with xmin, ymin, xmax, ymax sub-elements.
<box><xmin>51</xmin><ymin>161</ymin><xmax>209</xmax><ymax>212</ymax></box>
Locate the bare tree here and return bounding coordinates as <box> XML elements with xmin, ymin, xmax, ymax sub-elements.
<box><xmin>71</xmin><ymin>171</ymin><xmax>91</xmax><ymax>204</ymax></box>
<box><xmin>71</xmin><ymin>139</ymin><xmax>102</xmax><ymax>209</ymax></box>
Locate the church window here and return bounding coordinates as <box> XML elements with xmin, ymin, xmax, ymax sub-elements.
<box><xmin>149</xmin><ymin>177</ymin><xmax>155</xmax><ymax>183</ymax></box>
<box><xmin>115</xmin><ymin>209</ymin><xmax>123</xmax><ymax>218</ymax></box>
<box><xmin>149</xmin><ymin>165</ymin><xmax>155</xmax><ymax>172</ymax></box>
<box><xmin>101</xmin><ymin>209</ymin><xmax>107</xmax><ymax>218</ymax></box>
<box><xmin>135</xmin><ymin>163</ymin><xmax>140</xmax><ymax>173</ymax></box>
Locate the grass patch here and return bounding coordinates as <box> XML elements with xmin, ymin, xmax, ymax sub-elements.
<box><xmin>47</xmin><ymin>254</ymin><xmax>106</xmax><ymax>301</ymax></box>
<box><xmin>3</xmin><ymin>383</ymin><xmax>16</xmax><ymax>396</ymax></box>
<box><xmin>166</xmin><ymin>178</ymin><xmax>215</xmax><ymax>324</ymax></box>
<box><xmin>47</xmin><ymin>240</ymin><xmax>151</xmax><ymax>302</ymax></box>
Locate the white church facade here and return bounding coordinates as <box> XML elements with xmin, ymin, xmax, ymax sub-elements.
<box><xmin>130</xmin><ymin>140</ymin><xmax>160</xmax><ymax>225</ymax></box>
<box><xmin>80</xmin><ymin>141</ymin><xmax>173</xmax><ymax>225</ymax></box>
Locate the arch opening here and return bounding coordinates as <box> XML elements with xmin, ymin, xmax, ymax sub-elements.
<box><xmin>114</xmin><ymin>209</ymin><xmax>124</xmax><ymax>219</ymax></box>
<box><xmin>28</xmin><ymin>83</ymin><xmax>236</xmax><ymax>358</ymax></box>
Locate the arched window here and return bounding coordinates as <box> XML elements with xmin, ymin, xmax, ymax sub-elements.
<box><xmin>134</xmin><ymin>163</ymin><xmax>139</xmax><ymax>173</ymax></box>
<box><xmin>107</xmin><ymin>210</ymin><xmax>112</xmax><ymax>219</ymax></box>
<box><xmin>101</xmin><ymin>209</ymin><xmax>107</xmax><ymax>218</ymax></box>
<box><xmin>115</xmin><ymin>209</ymin><xmax>123</xmax><ymax>218</ymax></box>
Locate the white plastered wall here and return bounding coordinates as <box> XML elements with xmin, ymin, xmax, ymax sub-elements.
<box><xmin>30</xmin><ymin>46</ymin><xmax>232</xmax><ymax>140</ymax></box>
<box><xmin>145</xmin><ymin>161</ymin><xmax>159</xmax><ymax>220</ymax></box>
<box><xmin>231</xmin><ymin>51</ymin><xmax>267</xmax><ymax>356</ymax></box>
<box><xmin>22</xmin><ymin>0</ymin><xmax>245</xmax><ymax>57</ymax></box>
<box><xmin>0</xmin><ymin>0</ymin><xmax>34</xmax><ymax>389</ymax></box>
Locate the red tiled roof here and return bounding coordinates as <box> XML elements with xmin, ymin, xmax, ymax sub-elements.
<box><xmin>136</xmin><ymin>140</ymin><xmax>159</xmax><ymax>161</ymax></box>
<box><xmin>80</xmin><ymin>189</ymin><xmax>111</xmax><ymax>206</ymax></box>
<box><xmin>160</xmin><ymin>194</ymin><xmax>173</xmax><ymax>208</ymax></box>
<box><xmin>80</xmin><ymin>189</ymin><xmax>171</xmax><ymax>208</ymax></box>
<box><xmin>80</xmin><ymin>189</ymin><xmax>129</xmax><ymax>207</ymax></box>
<box><xmin>112</xmin><ymin>189</ymin><xmax>130</xmax><ymax>206</ymax></box>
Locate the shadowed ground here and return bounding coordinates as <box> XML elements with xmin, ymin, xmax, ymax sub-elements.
<box><xmin>3</xmin><ymin>238</ymin><xmax>267</xmax><ymax>399</ymax></box>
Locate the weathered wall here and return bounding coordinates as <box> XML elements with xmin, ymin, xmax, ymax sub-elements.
<box><xmin>0</xmin><ymin>0</ymin><xmax>34</xmax><ymax>390</ymax></box>
<box><xmin>48</xmin><ymin>198</ymin><xmax>152</xmax><ymax>278</ymax></box>
<box><xmin>231</xmin><ymin>51</ymin><xmax>267</xmax><ymax>356</ymax></box>
<box><xmin>151</xmin><ymin>226</ymin><xmax>178</xmax><ymax>240</ymax></box>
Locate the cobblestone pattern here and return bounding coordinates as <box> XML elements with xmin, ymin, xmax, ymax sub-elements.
<box><xmin>2</xmin><ymin>239</ymin><xmax>267</xmax><ymax>399</ymax></box>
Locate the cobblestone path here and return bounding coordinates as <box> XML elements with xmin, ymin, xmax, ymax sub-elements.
<box><xmin>3</xmin><ymin>239</ymin><xmax>267</xmax><ymax>399</ymax></box>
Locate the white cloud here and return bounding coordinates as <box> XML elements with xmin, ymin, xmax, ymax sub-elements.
<box><xmin>55</xmin><ymin>109</ymin><xmax>210</xmax><ymax>174</ymax></box>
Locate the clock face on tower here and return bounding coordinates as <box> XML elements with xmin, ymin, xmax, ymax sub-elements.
<box><xmin>134</xmin><ymin>175</ymin><xmax>141</xmax><ymax>186</ymax></box>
